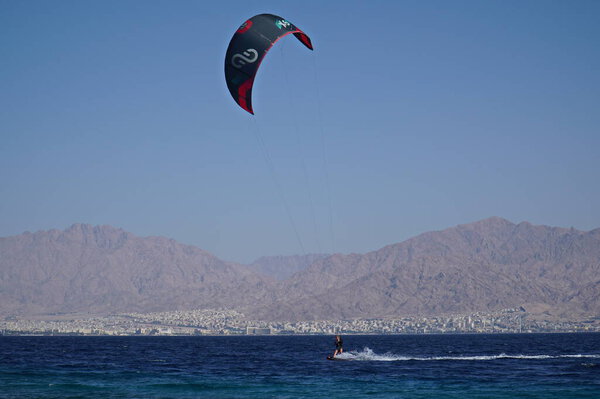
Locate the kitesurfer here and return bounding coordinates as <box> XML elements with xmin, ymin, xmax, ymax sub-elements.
<box><xmin>333</xmin><ymin>335</ymin><xmax>343</xmax><ymax>357</ymax></box>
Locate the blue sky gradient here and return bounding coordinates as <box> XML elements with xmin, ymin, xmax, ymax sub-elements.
<box><xmin>1</xmin><ymin>0</ymin><xmax>599</xmax><ymax>262</ymax></box>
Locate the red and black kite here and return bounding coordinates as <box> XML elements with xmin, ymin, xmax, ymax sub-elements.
<box><xmin>224</xmin><ymin>14</ymin><xmax>313</xmax><ymax>114</ymax></box>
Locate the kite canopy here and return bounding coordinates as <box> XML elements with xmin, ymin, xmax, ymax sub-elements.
<box><xmin>224</xmin><ymin>14</ymin><xmax>313</xmax><ymax>114</ymax></box>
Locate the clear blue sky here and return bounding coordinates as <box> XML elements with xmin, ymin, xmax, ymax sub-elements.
<box><xmin>2</xmin><ymin>0</ymin><xmax>599</xmax><ymax>263</ymax></box>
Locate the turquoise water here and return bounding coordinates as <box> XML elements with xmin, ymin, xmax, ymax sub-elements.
<box><xmin>1</xmin><ymin>333</ymin><xmax>599</xmax><ymax>398</ymax></box>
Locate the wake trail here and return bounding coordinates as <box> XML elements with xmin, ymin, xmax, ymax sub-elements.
<box><xmin>336</xmin><ymin>348</ymin><xmax>600</xmax><ymax>362</ymax></box>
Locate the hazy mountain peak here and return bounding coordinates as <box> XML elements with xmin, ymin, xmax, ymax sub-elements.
<box><xmin>460</xmin><ymin>216</ymin><xmax>514</xmax><ymax>229</ymax></box>
<box><xmin>0</xmin><ymin>224</ymin><xmax>270</xmax><ymax>317</ymax></box>
<box><xmin>59</xmin><ymin>223</ymin><xmax>131</xmax><ymax>250</ymax></box>
<box><xmin>247</xmin><ymin>254</ymin><xmax>329</xmax><ymax>280</ymax></box>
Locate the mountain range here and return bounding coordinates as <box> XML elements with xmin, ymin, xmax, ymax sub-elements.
<box><xmin>1</xmin><ymin>217</ymin><xmax>598</xmax><ymax>321</ymax></box>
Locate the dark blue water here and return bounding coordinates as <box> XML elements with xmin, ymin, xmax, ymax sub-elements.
<box><xmin>1</xmin><ymin>334</ymin><xmax>599</xmax><ymax>398</ymax></box>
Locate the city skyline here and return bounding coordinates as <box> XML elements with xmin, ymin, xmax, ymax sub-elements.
<box><xmin>2</xmin><ymin>307</ymin><xmax>597</xmax><ymax>336</ymax></box>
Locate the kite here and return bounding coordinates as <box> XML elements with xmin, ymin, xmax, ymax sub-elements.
<box><xmin>224</xmin><ymin>14</ymin><xmax>313</xmax><ymax>114</ymax></box>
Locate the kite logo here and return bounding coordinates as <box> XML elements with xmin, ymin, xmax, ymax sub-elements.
<box><xmin>231</xmin><ymin>49</ymin><xmax>259</xmax><ymax>68</ymax></box>
<box><xmin>275</xmin><ymin>19</ymin><xmax>291</xmax><ymax>29</ymax></box>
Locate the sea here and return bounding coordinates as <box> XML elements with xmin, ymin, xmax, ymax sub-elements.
<box><xmin>1</xmin><ymin>333</ymin><xmax>599</xmax><ymax>398</ymax></box>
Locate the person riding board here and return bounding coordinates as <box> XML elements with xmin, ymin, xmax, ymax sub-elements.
<box><xmin>333</xmin><ymin>335</ymin><xmax>343</xmax><ymax>358</ymax></box>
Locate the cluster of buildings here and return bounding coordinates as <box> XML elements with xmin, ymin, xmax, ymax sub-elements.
<box><xmin>1</xmin><ymin>308</ymin><xmax>598</xmax><ymax>336</ymax></box>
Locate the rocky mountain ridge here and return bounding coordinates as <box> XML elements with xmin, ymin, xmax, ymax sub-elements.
<box><xmin>0</xmin><ymin>224</ymin><xmax>271</xmax><ymax>316</ymax></box>
<box><xmin>254</xmin><ymin>217</ymin><xmax>600</xmax><ymax>320</ymax></box>
<box><xmin>1</xmin><ymin>218</ymin><xmax>598</xmax><ymax>321</ymax></box>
